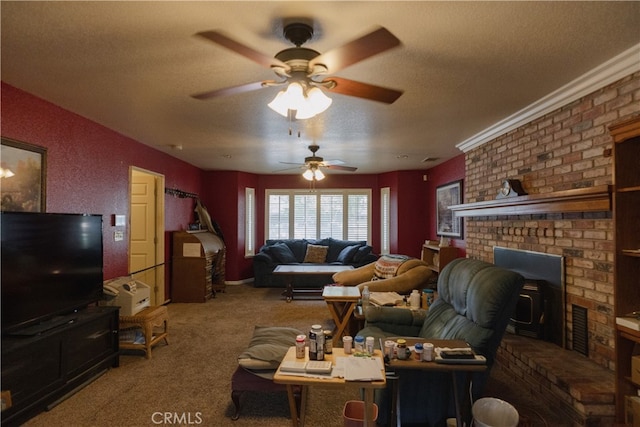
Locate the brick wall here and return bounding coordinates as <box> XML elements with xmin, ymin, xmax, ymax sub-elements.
<box><xmin>463</xmin><ymin>71</ymin><xmax>639</xmax><ymax>370</ymax></box>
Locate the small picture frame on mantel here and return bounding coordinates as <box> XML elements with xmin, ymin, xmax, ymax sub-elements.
<box><xmin>436</xmin><ymin>179</ymin><xmax>463</xmax><ymax>238</ymax></box>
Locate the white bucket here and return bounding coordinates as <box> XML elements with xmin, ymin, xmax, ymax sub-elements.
<box><xmin>472</xmin><ymin>397</ymin><xmax>519</xmax><ymax>427</ymax></box>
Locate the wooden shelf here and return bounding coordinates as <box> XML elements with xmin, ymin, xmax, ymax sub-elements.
<box><xmin>610</xmin><ymin>115</ymin><xmax>640</xmax><ymax>424</ymax></box>
<box><xmin>421</xmin><ymin>242</ymin><xmax>458</xmax><ymax>276</ymax></box>
<box><xmin>449</xmin><ymin>185</ymin><xmax>611</xmax><ymax>217</ymax></box>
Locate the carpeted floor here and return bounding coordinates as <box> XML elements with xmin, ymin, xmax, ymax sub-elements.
<box><xmin>22</xmin><ymin>284</ymin><xmax>569</xmax><ymax>427</ymax></box>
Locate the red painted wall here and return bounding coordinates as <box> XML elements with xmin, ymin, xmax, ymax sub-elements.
<box><xmin>1</xmin><ymin>83</ymin><xmax>204</xmax><ymax>286</ymax></box>
<box><xmin>379</xmin><ymin>171</ymin><xmax>430</xmax><ymax>258</ymax></box>
<box><xmin>424</xmin><ymin>154</ymin><xmax>466</xmax><ymax>256</ymax></box>
<box><xmin>200</xmin><ymin>170</ymin><xmax>260</xmax><ymax>282</ymax></box>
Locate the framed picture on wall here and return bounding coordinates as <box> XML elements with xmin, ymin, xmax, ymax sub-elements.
<box><xmin>1</xmin><ymin>138</ymin><xmax>47</xmax><ymax>212</ymax></box>
<box><xmin>436</xmin><ymin>179</ymin><xmax>462</xmax><ymax>238</ymax></box>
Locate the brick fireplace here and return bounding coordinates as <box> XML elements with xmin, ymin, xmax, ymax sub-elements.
<box><xmin>452</xmin><ymin>71</ymin><xmax>639</xmax><ymax>424</ymax></box>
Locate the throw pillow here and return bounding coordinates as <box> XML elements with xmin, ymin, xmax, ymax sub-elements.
<box><xmin>303</xmin><ymin>244</ymin><xmax>329</xmax><ymax>263</ymax></box>
<box><xmin>336</xmin><ymin>244</ymin><xmax>360</xmax><ymax>264</ymax></box>
<box><xmin>237</xmin><ymin>326</ymin><xmax>303</xmax><ymax>371</ymax></box>
<box><xmin>268</xmin><ymin>242</ymin><xmax>298</xmax><ymax>263</ymax></box>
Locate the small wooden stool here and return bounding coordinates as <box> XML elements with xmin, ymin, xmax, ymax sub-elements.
<box><xmin>119</xmin><ymin>306</ymin><xmax>169</xmax><ymax>359</ymax></box>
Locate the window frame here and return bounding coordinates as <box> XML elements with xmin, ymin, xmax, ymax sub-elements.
<box><xmin>265</xmin><ymin>188</ymin><xmax>372</xmax><ymax>243</ymax></box>
<box><xmin>244</xmin><ymin>187</ymin><xmax>255</xmax><ymax>257</ymax></box>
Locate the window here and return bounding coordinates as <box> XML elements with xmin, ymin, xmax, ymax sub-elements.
<box><xmin>380</xmin><ymin>187</ymin><xmax>390</xmax><ymax>255</ymax></box>
<box><xmin>266</xmin><ymin>189</ymin><xmax>371</xmax><ymax>242</ymax></box>
<box><xmin>245</xmin><ymin>188</ymin><xmax>255</xmax><ymax>256</ymax></box>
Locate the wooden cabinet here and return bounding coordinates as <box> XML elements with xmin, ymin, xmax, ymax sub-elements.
<box><xmin>1</xmin><ymin>306</ymin><xmax>119</xmax><ymax>426</ymax></box>
<box><xmin>609</xmin><ymin>116</ymin><xmax>640</xmax><ymax>423</ymax></box>
<box><xmin>172</xmin><ymin>231</ymin><xmax>225</xmax><ymax>302</ymax></box>
<box><xmin>421</xmin><ymin>240</ymin><xmax>458</xmax><ymax>276</ymax></box>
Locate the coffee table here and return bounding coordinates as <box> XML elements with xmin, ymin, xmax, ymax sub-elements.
<box><xmin>273</xmin><ymin>346</ymin><xmax>386</xmax><ymax>427</ymax></box>
<box><xmin>273</xmin><ymin>264</ymin><xmax>354</xmax><ymax>302</ymax></box>
<box><xmin>322</xmin><ymin>285</ymin><xmax>361</xmax><ymax>346</ymax></box>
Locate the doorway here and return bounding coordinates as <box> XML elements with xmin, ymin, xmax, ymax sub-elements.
<box><xmin>129</xmin><ymin>167</ymin><xmax>166</xmax><ymax>305</ymax></box>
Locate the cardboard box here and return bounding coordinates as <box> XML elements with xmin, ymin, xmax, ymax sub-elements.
<box><xmin>633</xmin><ymin>355</ymin><xmax>640</xmax><ymax>385</ymax></box>
<box><xmin>626</xmin><ymin>395</ymin><xmax>640</xmax><ymax>427</ymax></box>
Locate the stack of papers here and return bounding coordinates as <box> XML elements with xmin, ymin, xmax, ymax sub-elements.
<box><xmin>343</xmin><ymin>357</ymin><xmax>385</xmax><ymax>381</ymax></box>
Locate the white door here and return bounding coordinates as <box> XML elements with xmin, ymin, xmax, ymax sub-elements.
<box><xmin>130</xmin><ymin>168</ymin><xmax>165</xmax><ymax>305</ymax></box>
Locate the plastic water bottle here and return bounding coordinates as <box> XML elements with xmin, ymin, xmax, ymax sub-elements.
<box><xmin>361</xmin><ymin>285</ymin><xmax>371</xmax><ymax>310</ymax></box>
<box><xmin>410</xmin><ymin>289</ymin><xmax>421</xmax><ymax>309</ymax></box>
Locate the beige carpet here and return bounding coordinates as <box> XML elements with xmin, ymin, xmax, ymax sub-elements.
<box><xmin>23</xmin><ymin>285</ymin><xmax>360</xmax><ymax>427</ymax></box>
<box><xmin>23</xmin><ymin>284</ymin><xmax>567</xmax><ymax>427</ymax></box>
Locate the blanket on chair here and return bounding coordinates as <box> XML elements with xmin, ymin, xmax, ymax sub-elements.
<box><xmin>373</xmin><ymin>255</ymin><xmax>410</xmax><ymax>279</ymax></box>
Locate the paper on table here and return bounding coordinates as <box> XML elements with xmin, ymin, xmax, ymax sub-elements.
<box><xmin>343</xmin><ymin>357</ymin><xmax>385</xmax><ymax>381</ymax></box>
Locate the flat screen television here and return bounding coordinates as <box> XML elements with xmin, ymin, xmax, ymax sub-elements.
<box><xmin>1</xmin><ymin>211</ymin><xmax>104</xmax><ymax>335</ymax></box>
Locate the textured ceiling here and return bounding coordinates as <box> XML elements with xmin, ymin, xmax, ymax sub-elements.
<box><xmin>2</xmin><ymin>1</ymin><xmax>639</xmax><ymax>174</ymax></box>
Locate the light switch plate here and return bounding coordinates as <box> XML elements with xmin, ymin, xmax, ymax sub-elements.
<box><xmin>114</xmin><ymin>215</ymin><xmax>126</xmax><ymax>227</ymax></box>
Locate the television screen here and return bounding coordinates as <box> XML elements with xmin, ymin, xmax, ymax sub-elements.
<box><xmin>1</xmin><ymin>211</ymin><xmax>104</xmax><ymax>334</ymax></box>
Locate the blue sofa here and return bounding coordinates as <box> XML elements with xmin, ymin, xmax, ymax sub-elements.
<box><xmin>252</xmin><ymin>238</ymin><xmax>377</xmax><ymax>288</ymax></box>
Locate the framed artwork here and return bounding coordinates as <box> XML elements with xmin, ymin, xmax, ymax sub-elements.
<box><xmin>1</xmin><ymin>138</ymin><xmax>47</xmax><ymax>212</ymax></box>
<box><xmin>436</xmin><ymin>179</ymin><xmax>462</xmax><ymax>238</ymax></box>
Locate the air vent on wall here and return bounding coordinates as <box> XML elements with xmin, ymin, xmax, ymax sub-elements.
<box><xmin>572</xmin><ymin>304</ymin><xmax>588</xmax><ymax>356</ymax></box>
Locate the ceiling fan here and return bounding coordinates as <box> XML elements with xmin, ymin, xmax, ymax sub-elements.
<box><xmin>279</xmin><ymin>144</ymin><xmax>357</xmax><ymax>179</ymax></box>
<box><xmin>191</xmin><ymin>21</ymin><xmax>404</xmax><ymax>107</ymax></box>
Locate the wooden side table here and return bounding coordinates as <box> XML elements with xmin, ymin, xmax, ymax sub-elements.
<box><xmin>120</xmin><ymin>306</ymin><xmax>169</xmax><ymax>359</ymax></box>
<box><xmin>322</xmin><ymin>285</ymin><xmax>361</xmax><ymax>346</ymax></box>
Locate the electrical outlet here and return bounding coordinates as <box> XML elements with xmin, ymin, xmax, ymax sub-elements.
<box><xmin>114</xmin><ymin>231</ymin><xmax>124</xmax><ymax>241</ymax></box>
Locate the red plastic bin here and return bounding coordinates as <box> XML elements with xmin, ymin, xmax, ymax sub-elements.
<box><xmin>343</xmin><ymin>400</ymin><xmax>379</xmax><ymax>427</ymax></box>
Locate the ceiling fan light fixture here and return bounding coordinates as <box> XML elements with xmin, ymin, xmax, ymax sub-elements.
<box><xmin>296</xmin><ymin>87</ymin><xmax>332</xmax><ymax>119</ymax></box>
<box><xmin>302</xmin><ymin>166</ymin><xmax>325</xmax><ymax>181</ymax></box>
<box><xmin>268</xmin><ymin>82</ymin><xmax>331</xmax><ymax>120</ymax></box>
<box><xmin>302</xmin><ymin>168</ymin><xmax>314</xmax><ymax>181</ymax></box>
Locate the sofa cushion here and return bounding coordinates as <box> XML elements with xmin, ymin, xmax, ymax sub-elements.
<box><xmin>265</xmin><ymin>239</ymin><xmax>309</xmax><ymax>262</ymax></box>
<box><xmin>267</xmin><ymin>242</ymin><xmax>298</xmax><ymax>264</ymax></box>
<box><xmin>303</xmin><ymin>244</ymin><xmax>329</xmax><ymax>263</ymax></box>
<box><xmin>337</xmin><ymin>244</ymin><xmax>360</xmax><ymax>264</ymax></box>
<box><xmin>318</xmin><ymin>238</ymin><xmax>367</xmax><ymax>262</ymax></box>
<box><xmin>352</xmin><ymin>245</ymin><xmax>373</xmax><ymax>263</ymax></box>
<box><xmin>237</xmin><ymin>326</ymin><xmax>303</xmax><ymax>370</ymax></box>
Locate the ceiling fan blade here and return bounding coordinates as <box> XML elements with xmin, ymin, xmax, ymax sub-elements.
<box><xmin>322</xmin><ymin>76</ymin><xmax>403</xmax><ymax>104</ymax></box>
<box><xmin>191</xmin><ymin>81</ymin><xmax>269</xmax><ymax>100</ymax></box>
<box><xmin>325</xmin><ymin>164</ymin><xmax>358</xmax><ymax>172</ymax></box>
<box><xmin>309</xmin><ymin>26</ymin><xmax>400</xmax><ymax>73</ymax></box>
<box><xmin>321</xmin><ymin>159</ymin><xmax>345</xmax><ymax>166</ymax></box>
<box><xmin>272</xmin><ymin>165</ymin><xmax>304</xmax><ymax>173</ymax></box>
<box><xmin>196</xmin><ymin>30</ymin><xmax>288</xmax><ymax>70</ymax></box>
<box><xmin>279</xmin><ymin>161</ymin><xmax>305</xmax><ymax>166</ymax></box>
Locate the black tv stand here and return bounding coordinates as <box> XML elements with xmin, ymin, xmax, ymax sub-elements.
<box><xmin>8</xmin><ymin>313</ymin><xmax>79</xmax><ymax>337</ymax></box>
<box><xmin>1</xmin><ymin>306</ymin><xmax>119</xmax><ymax>427</ymax></box>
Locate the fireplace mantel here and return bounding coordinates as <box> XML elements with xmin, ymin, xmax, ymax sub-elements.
<box><xmin>449</xmin><ymin>185</ymin><xmax>611</xmax><ymax>217</ymax></box>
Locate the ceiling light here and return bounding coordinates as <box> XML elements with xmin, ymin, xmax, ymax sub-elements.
<box><xmin>268</xmin><ymin>82</ymin><xmax>332</xmax><ymax>120</ymax></box>
<box><xmin>302</xmin><ymin>167</ymin><xmax>325</xmax><ymax>181</ymax></box>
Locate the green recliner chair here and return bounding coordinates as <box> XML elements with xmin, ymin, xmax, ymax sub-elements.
<box><xmin>357</xmin><ymin>258</ymin><xmax>524</xmax><ymax>426</ymax></box>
